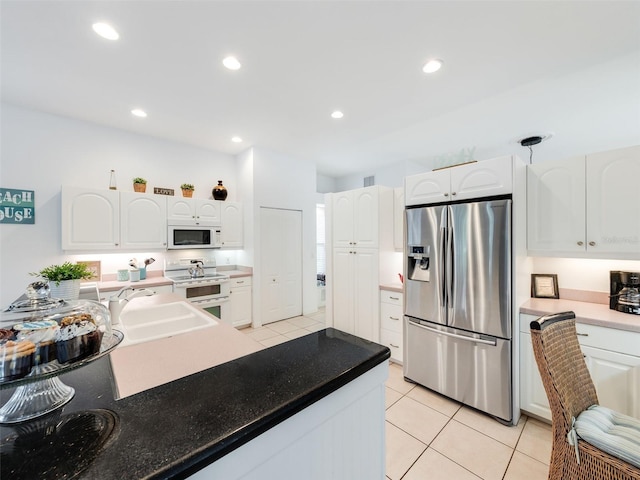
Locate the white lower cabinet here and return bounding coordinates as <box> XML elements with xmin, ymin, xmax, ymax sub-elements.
<box><xmin>332</xmin><ymin>248</ymin><xmax>379</xmax><ymax>342</ymax></box>
<box><xmin>379</xmin><ymin>290</ymin><xmax>403</xmax><ymax>363</ymax></box>
<box><xmin>229</xmin><ymin>277</ymin><xmax>252</xmax><ymax>328</ymax></box>
<box><xmin>520</xmin><ymin>313</ymin><xmax>640</xmax><ymax>421</ymax></box>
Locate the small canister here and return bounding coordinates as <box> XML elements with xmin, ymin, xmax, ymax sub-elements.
<box><xmin>129</xmin><ymin>269</ymin><xmax>140</xmax><ymax>282</ymax></box>
<box><xmin>117</xmin><ymin>269</ymin><xmax>129</xmax><ymax>282</ymax></box>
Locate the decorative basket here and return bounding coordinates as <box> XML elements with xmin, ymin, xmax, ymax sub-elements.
<box><xmin>182</xmin><ymin>189</ymin><xmax>193</xmax><ymax>198</ymax></box>
<box><xmin>133</xmin><ymin>183</ymin><xmax>146</xmax><ymax>193</ymax></box>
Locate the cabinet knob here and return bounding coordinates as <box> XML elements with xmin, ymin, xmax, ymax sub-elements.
<box><xmin>444</xmin><ymin>193</ymin><xmax>449</xmax><ymax>197</ymax></box>
<box><xmin>577</xmin><ymin>241</ymin><xmax>584</xmax><ymax>246</ymax></box>
<box><xmin>237</xmin><ymin>280</ymin><xmax>244</xmax><ymax>284</ymax></box>
<box><xmin>588</xmin><ymin>241</ymin><xmax>596</xmax><ymax>247</ymax></box>
<box><xmin>451</xmin><ymin>192</ymin><xmax>457</xmax><ymax>196</ymax></box>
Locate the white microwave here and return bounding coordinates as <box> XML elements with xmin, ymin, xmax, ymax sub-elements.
<box><xmin>167</xmin><ymin>225</ymin><xmax>222</xmax><ymax>249</ymax></box>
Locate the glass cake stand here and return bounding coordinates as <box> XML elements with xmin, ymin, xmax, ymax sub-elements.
<box><xmin>1</xmin><ymin>284</ymin><xmax>122</xmax><ymax>424</ymax></box>
<box><xmin>0</xmin><ymin>330</ymin><xmax>123</xmax><ymax>424</ymax></box>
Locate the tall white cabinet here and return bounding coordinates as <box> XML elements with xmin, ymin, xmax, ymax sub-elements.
<box><xmin>327</xmin><ymin>186</ymin><xmax>393</xmax><ymax>343</ymax></box>
<box><xmin>527</xmin><ymin>145</ymin><xmax>640</xmax><ymax>258</ymax></box>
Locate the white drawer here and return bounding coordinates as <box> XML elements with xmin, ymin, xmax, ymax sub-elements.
<box><xmin>380</xmin><ymin>328</ymin><xmax>403</xmax><ymax>363</ymax></box>
<box><xmin>575</xmin><ymin>323</ymin><xmax>640</xmax><ymax>358</ymax></box>
<box><xmin>230</xmin><ymin>276</ymin><xmax>252</xmax><ymax>288</ymax></box>
<box><xmin>380</xmin><ymin>290</ymin><xmax>403</xmax><ymax>306</ymax></box>
<box><xmin>380</xmin><ymin>303</ymin><xmax>403</xmax><ymax>332</ymax></box>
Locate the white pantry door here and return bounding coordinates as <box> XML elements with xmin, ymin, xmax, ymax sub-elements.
<box><xmin>260</xmin><ymin>208</ymin><xmax>303</xmax><ymax>324</ymax></box>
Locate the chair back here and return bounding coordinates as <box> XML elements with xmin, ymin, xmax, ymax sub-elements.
<box><xmin>530</xmin><ymin>311</ymin><xmax>598</xmax><ymax>430</ymax></box>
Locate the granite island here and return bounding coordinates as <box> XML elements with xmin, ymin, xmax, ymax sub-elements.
<box><xmin>0</xmin><ymin>296</ymin><xmax>390</xmax><ymax>479</ymax></box>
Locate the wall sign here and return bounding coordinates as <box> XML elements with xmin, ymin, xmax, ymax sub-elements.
<box><xmin>0</xmin><ymin>188</ymin><xmax>35</xmax><ymax>224</ymax></box>
<box><xmin>154</xmin><ymin>187</ymin><xmax>175</xmax><ymax>196</ymax></box>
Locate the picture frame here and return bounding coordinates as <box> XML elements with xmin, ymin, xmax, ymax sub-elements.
<box><xmin>531</xmin><ymin>274</ymin><xmax>559</xmax><ymax>299</ymax></box>
<box><xmin>79</xmin><ymin>260</ymin><xmax>101</xmax><ymax>282</ymax></box>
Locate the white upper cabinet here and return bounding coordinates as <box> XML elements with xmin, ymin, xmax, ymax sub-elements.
<box><xmin>62</xmin><ymin>187</ymin><xmax>120</xmax><ymax>250</ymax></box>
<box><xmin>120</xmin><ymin>192</ymin><xmax>167</xmax><ymax>250</ymax></box>
<box><xmin>527</xmin><ymin>155</ymin><xmax>586</xmax><ymax>253</ymax></box>
<box><xmin>332</xmin><ymin>186</ymin><xmax>381</xmax><ymax>248</ymax></box>
<box><xmin>220</xmin><ymin>201</ymin><xmax>243</xmax><ymax>248</ymax></box>
<box><xmin>393</xmin><ymin>187</ymin><xmax>404</xmax><ymax>250</ymax></box>
<box><xmin>528</xmin><ymin>145</ymin><xmax>640</xmax><ymax>257</ymax></box>
<box><xmin>586</xmin><ymin>146</ymin><xmax>640</xmax><ymax>255</ymax></box>
<box><xmin>167</xmin><ymin>197</ymin><xmax>221</xmax><ymax>226</ymax></box>
<box><xmin>405</xmin><ymin>156</ymin><xmax>513</xmax><ymax>206</ymax></box>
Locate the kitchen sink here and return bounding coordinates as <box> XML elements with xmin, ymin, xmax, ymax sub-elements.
<box><xmin>118</xmin><ymin>301</ymin><xmax>218</xmax><ymax>345</ymax></box>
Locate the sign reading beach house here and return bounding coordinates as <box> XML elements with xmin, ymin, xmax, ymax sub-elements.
<box><xmin>0</xmin><ymin>188</ymin><xmax>35</xmax><ymax>224</ymax></box>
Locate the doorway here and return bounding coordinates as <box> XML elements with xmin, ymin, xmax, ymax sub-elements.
<box><xmin>260</xmin><ymin>207</ymin><xmax>303</xmax><ymax>324</ymax></box>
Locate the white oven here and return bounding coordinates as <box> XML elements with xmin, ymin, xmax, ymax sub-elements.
<box><xmin>166</xmin><ymin>258</ymin><xmax>230</xmax><ymax>321</ymax></box>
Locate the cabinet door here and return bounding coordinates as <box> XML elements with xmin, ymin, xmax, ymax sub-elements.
<box><xmin>393</xmin><ymin>187</ymin><xmax>404</xmax><ymax>250</ymax></box>
<box><xmin>229</xmin><ymin>285</ymin><xmax>252</xmax><ymax>328</ymax></box>
<box><xmin>353</xmin><ymin>249</ymin><xmax>379</xmax><ymax>342</ymax></box>
<box><xmin>62</xmin><ymin>187</ymin><xmax>120</xmax><ymax>250</ymax></box>
<box><xmin>195</xmin><ymin>199</ymin><xmax>221</xmax><ymax>226</ymax></box>
<box><xmin>167</xmin><ymin>197</ymin><xmax>196</xmax><ymax>225</ymax></box>
<box><xmin>120</xmin><ymin>192</ymin><xmax>167</xmax><ymax>249</ymax></box>
<box><xmin>519</xmin><ymin>331</ymin><xmax>552</xmax><ymax>421</ymax></box>
<box><xmin>221</xmin><ymin>202</ymin><xmax>243</xmax><ymax>247</ymax></box>
<box><xmin>404</xmin><ymin>169</ymin><xmax>450</xmax><ymax>206</ymax></box>
<box><xmin>353</xmin><ymin>187</ymin><xmax>379</xmax><ymax>248</ymax></box>
<box><xmin>451</xmin><ymin>156</ymin><xmax>512</xmax><ymax>201</ymax></box>
<box><xmin>332</xmin><ymin>248</ymin><xmax>355</xmax><ymax>335</ymax></box>
<box><xmin>527</xmin><ymin>156</ymin><xmax>586</xmax><ymax>253</ymax></box>
<box><xmin>332</xmin><ymin>191</ymin><xmax>354</xmax><ymax>248</ymax></box>
<box><xmin>581</xmin><ymin>345</ymin><xmax>640</xmax><ymax>418</ymax></box>
<box><xmin>586</xmin><ymin>145</ymin><xmax>640</xmax><ymax>255</ymax></box>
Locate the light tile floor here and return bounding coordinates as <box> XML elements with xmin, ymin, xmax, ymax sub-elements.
<box><xmin>240</xmin><ymin>310</ymin><xmax>553</xmax><ymax>480</ymax></box>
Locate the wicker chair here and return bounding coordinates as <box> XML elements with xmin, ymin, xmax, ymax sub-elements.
<box><xmin>530</xmin><ymin>311</ymin><xmax>640</xmax><ymax>480</ymax></box>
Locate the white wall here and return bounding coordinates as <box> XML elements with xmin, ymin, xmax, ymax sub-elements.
<box><xmin>249</xmin><ymin>147</ymin><xmax>318</xmax><ymax>324</ymax></box>
<box><xmin>0</xmin><ymin>104</ymin><xmax>238</xmax><ymax>306</ymax></box>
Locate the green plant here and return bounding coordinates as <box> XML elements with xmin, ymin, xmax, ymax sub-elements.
<box><xmin>133</xmin><ymin>177</ymin><xmax>147</xmax><ymax>184</ymax></box>
<box><xmin>181</xmin><ymin>183</ymin><xmax>194</xmax><ymax>190</ymax></box>
<box><xmin>31</xmin><ymin>262</ymin><xmax>93</xmax><ymax>286</ymax></box>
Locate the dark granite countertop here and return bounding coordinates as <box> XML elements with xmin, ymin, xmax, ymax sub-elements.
<box><xmin>0</xmin><ymin>328</ymin><xmax>389</xmax><ymax>479</ymax></box>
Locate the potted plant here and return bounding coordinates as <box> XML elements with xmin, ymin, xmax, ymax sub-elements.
<box><xmin>31</xmin><ymin>261</ymin><xmax>94</xmax><ymax>300</ymax></box>
<box><xmin>133</xmin><ymin>177</ymin><xmax>147</xmax><ymax>193</ymax></box>
<box><xmin>181</xmin><ymin>183</ymin><xmax>195</xmax><ymax>198</ymax></box>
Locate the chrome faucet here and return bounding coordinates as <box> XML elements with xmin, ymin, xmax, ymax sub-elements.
<box><xmin>108</xmin><ymin>287</ymin><xmax>155</xmax><ymax>325</ymax></box>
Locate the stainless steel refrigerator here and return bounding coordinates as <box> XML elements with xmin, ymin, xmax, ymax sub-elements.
<box><xmin>403</xmin><ymin>198</ymin><xmax>513</xmax><ymax>423</ymax></box>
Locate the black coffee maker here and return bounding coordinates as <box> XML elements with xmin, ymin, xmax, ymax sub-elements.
<box><xmin>610</xmin><ymin>271</ymin><xmax>640</xmax><ymax>315</ymax></box>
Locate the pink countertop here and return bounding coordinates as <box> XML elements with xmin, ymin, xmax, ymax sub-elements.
<box><xmin>380</xmin><ymin>283</ymin><xmax>403</xmax><ymax>293</ymax></box>
<box><xmin>109</xmin><ymin>293</ymin><xmax>262</xmax><ymax>398</ymax></box>
<box><xmin>520</xmin><ymin>297</ymin><xmax>640</xmax><ymax>333</ymax></box>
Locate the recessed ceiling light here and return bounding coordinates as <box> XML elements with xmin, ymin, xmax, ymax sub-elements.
<box><xmin>131</xmin><ymin>109</ymin><xmax>147</xmax><ymax>118</ymax></box>
<box><xmin>422</xmin><ymin>59</ymin><xmax>443</xmax><ymax>74</ymax></box>
<box><xmin>92</xmin><ymin>22</ymin><xmax>119</xmax><ymax>41</ymax></box>
<box><xmin>231</xmin><ymin>136</ymin><xmax>242</xmax><ymax>143</ymax></box>
<box><xmin>331</xmin><ymin>111</ymin><xmax>344</xmax><ymax>119</ymax></box>
<box><xmin>223</xmin><ymin>56</ymin><xmax>241</xmax><ymax>70</ymax></box>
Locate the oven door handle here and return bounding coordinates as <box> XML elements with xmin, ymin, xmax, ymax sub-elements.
<box><xmin>192</xmin><ymin>296</ymin><xmax>229</xmax><ymax>306</ymax></box>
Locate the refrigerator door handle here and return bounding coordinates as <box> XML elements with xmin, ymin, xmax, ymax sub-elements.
<box><xmin>411</xmin><ymin>320</ymin><xmax>497</xmax><ymax>346</ymax></box>
<box><xmin>446</xmin><ymin>206</ymin><xmax>454</xmax><ymax>320</ymax></box>
<box><xmin>438</xmin><ymin>224</ymin><xmax>446</xmax><ymax>308</ymax></box>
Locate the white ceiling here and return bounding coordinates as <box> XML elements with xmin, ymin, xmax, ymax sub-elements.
<box><xmin>2</xmin><ymin>1</ymin><xmax>640</xmax><ymax>178</ymax></box>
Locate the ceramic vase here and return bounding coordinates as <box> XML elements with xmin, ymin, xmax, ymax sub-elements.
<box><xmin>49</xmin><ymin>279</ymin><xmax>81</xmax><ymax>301</ymax></box>
<box><xmin>212</xmin><ymin>180</ymin><xmax>228</xmax><ymax>201</ymax></box>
